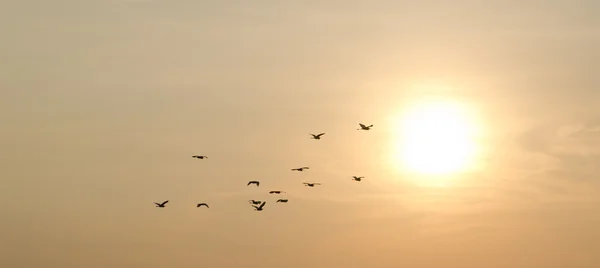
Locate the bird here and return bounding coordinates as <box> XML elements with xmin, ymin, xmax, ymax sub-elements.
<box><xmin>154</xmin><ymin>200</ymin><xmax>169</xmax><ymax>208</ymax></box>
<box><xmin>357</xmin><ymin>123</ymin><xmax>373</xmax><ymax>130</ymax></box>
<box><xmin>247</xmin><ymin>181</ymin><xmax>260</xmax><ymax>187</ymax></box>
<box><xmin>248</xmin><ymin>200</ymin><xmax>262</xmax><ymax>205</ymax></box>
<box><xmin>352</xmin><ymin>176</ymin><xmax>364</xmax><ymax>181</ymax></box>
<box><xmin>291</xmin><ymin>167</ymin><xmax>309</xmax><ymax>171</ymax></box>
<box><xmin>252</xmin><ymin>201</ymin><xmax>266</xmax><ymax>211</ymax></box>
<box><xmin>196</xmin><ymin>203</ymin><xmax>209</xmax><ymax>208</ymax></box>
<box><xmin>276</xmin><ymin>199</ymin><xmax>288</xmax><ymax>203</ymax></box>
<box><xmin>192</xmin><ymin>155</ymin><xmax>208</xmax><ymax>159</ymax></box>
<box><xmin>310</xmin><ymin>133</ymin><xmax>325</xmax><ymax>139</ymax></box>
<box><xmin>269</xmin><ymin>190</ymin><xmax>285</xmax><ymax>194</ymax></box>
<box><xmin>303</xmin><ymin>182</ymin><xmax>322</xmax><ymax>187</ymax></box>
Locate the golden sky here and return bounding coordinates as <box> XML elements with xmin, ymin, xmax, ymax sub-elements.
<box><xmin>1</xmin><ymin>1</ymin><xmax>599</xmax><ymax>267</ymax></box>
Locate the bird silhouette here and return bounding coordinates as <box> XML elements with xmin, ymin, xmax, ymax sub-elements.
<box><xmin>247</xmin><ymin>181</ymin><xmax>260</xmax><ymax>187</ymax></box>
<box><xmin>252</xmin><ymin>201</ymin><xmax>266</xmax><ymax>211</ymax></box>
<box><xmin>269</xmin><ymin>190</ymin><xmax>285</xmax><ymax>194</ymax></box>
<box><xmin>276</xmin><ymin>199</ymin><xmax>288</xmax><ymax>203</ymax></box>
<box><xmin>192</xmin><ymin>155</ymin><xmax>208</xmax><ymax>159</ymax></box>
<box><xmin>310</xmin><ymin>133</ymin><xmax>326</xmax><ymax>139</ymax></box>
<box><xmin>291</xmin><ymin>167</ymin><xmax>309</xmax><ymax>171</ymax></box>
<box><xmin>154</xmin><ymin>200</ymin><xmax>169</xmax><ymax>208</ymax></box>
<box><xmin>303</xmin><ymin>182</ymin><xmax>322</xmax><ymax>187</ymax></box>
<box><xmin>352</xmin><ymin>176</ymin><xmax>364</xmax><ymax>181</ymax></box>
<box><xmin>357</xmin><ymin>123</ymin><xmax>373</xmax><ymax>130</ymax></box>
<box><xmin>196</xmin><ymin>203</ymin><xmax>209</xmax><ymax>208</ymax></box>
<box><xmin>248</xmin><ymin>200</ymin><xmax>262</xmax><ymax>205</ymax></box>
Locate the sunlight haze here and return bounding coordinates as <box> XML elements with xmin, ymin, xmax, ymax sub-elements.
<box><xmin>1</xmin><ymin>1</ymin><xmax>599</xmax><ymax>267</ymax></box>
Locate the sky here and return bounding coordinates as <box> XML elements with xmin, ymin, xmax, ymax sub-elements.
<box><xmin>1</xmin><ymin>0</ymin><xmax>599</xmax><ymax>267</ymax></box>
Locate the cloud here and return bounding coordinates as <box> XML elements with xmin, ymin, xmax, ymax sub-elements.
<box><xmin>514</xmin><ymin>118</ymin><xmax>600</xmax><ymax>175</ymax></box>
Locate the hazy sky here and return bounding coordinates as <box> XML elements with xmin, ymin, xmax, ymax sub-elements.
<box><xmin>1</xmin><ymin>1</ymin><xmax>599</xmax><ymax>267</ymax></box>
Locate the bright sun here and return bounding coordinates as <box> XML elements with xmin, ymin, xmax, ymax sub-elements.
<box><xmin>393</xmin><ymin>99</ymin><xmax>480</xmax><ymax>176</ymax></box>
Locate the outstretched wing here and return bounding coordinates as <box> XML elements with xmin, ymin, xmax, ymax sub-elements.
<box><xmin>359</xmin><ymin>123</ymin><xmax>366</xmax><ymax>128</ymax></box>
<box><xmin>160</xmin><ymin>200</ymin><xmax>169</xmax><ymax>206</ymax></box>
<box><xmin>302</xmin><ymin>167</ymin><xmax>310</xmax><ymax>169</ymax></box>
<box><xmin>317</xmin><ymin>133</ymin><xmax>325</xmax><ymax>137</ymax></box>
<box><xmin>258</xmin><ymin>201</ymin><xmax>266</xmax><ymax>209</ymax></box>
<box><xmin>154</xmin><ymin>202</ymin><xmax>160</xmax><ymax>206</ymax></box>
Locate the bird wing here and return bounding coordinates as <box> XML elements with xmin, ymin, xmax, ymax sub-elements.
<box><xmin>303</xmin><ymin>167</ymin><xmax>310</xmax><ymax>169</ymax></box>
<box><xmin>154</xmin><ymin>202</ymin><xmax>160</xmax><ymax>206</ymax></box>
<box><xmin>359</xmin><ymin>123</ymin><xmax>366</xmax><ymax>128</ymax></box>
<box><xmin>160</xmin><ymin>200</ymin><xmax>169</xmax><ymax>206</ymax></box>
<box><xmin>258</xmin><ymin>202</ymin><xmax>266</xmax><ymax>209</ymax></box>
<box><xmin>252</xmin><ymin>205</ymin><xmax>259</xmax><ymax>209</ymax></box>
<box><xmin>317</xmin><ymin>133</ymin><xmax>325</xmax><ymax>137</ymax></box>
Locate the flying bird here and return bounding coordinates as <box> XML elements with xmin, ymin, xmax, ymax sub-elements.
<box><xmin>248</xmin><ymin>200</ymin><xmax>262</xmax><ymax>205</ymax></box>
<box><xmin>247</xmin><ymin>181</ymin><xmax>260</xmax><ymax>187</ymax></box>
<box><xmin>310</xmin><ymin>133</ymin><xmax>326</xmax><ymax>139</ymax></box>
<box><xmin>357</xmin><ymin>123</ymin><xmax>373</xmax><ymax>130</ymax></box>
<box><xmin>196</xmin><ymin>203</ymin><xmax>209</xmax><ymax>208</ymax></box>
<box><xmin>192</xmin><ymin>155</ymin><xmax>208</xmax><ymax>159</ymax></box>
<box><xmin>252</xmin><ymin>201</ymin><xmax>267</xmax><ymax>211</ymax></box>
<box><xmin>276</xmin><ymin>199</ymin><xmax>288</xmax><ymax>203</ymax></box>
<box><xmin>303</xmin><ymin>182</ymin><xmax>322</xmax><ymax>187</ymax></box>
<box><xmin>154</xmin><ymin>200</ymin><xmax>169</xmax><ymax>208</ymax></box>
<box><xmin>352</xmin><ymin>176</ymin><xmax>364</xmax><ymax>182</ymax></box>
<box><xmin>269</xmin><ymin>191</ymin><xmax>285</xmax><ymax>194</ymax></box>
<box><xmin>291</xmin><ymin>167</ymin><xmax>309</xmax><ymax>171</ymax></box>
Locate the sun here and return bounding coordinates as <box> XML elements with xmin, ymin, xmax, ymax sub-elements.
<box><xmin>392</xmin><ymin>99</ymin><xmax>480</xmax><ymax>176</ymax></box>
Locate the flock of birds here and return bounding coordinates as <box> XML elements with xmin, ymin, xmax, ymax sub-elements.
<box><xmin>153</xmin><ymin>123</ymin><xmax>375</xmax><ymax>212</ymax></box>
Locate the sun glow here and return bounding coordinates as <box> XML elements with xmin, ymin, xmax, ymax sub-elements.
<box><xmin>393</xmin><ymin>99</ymin><xmax>481</xmax><ymax>176</ymax></box>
